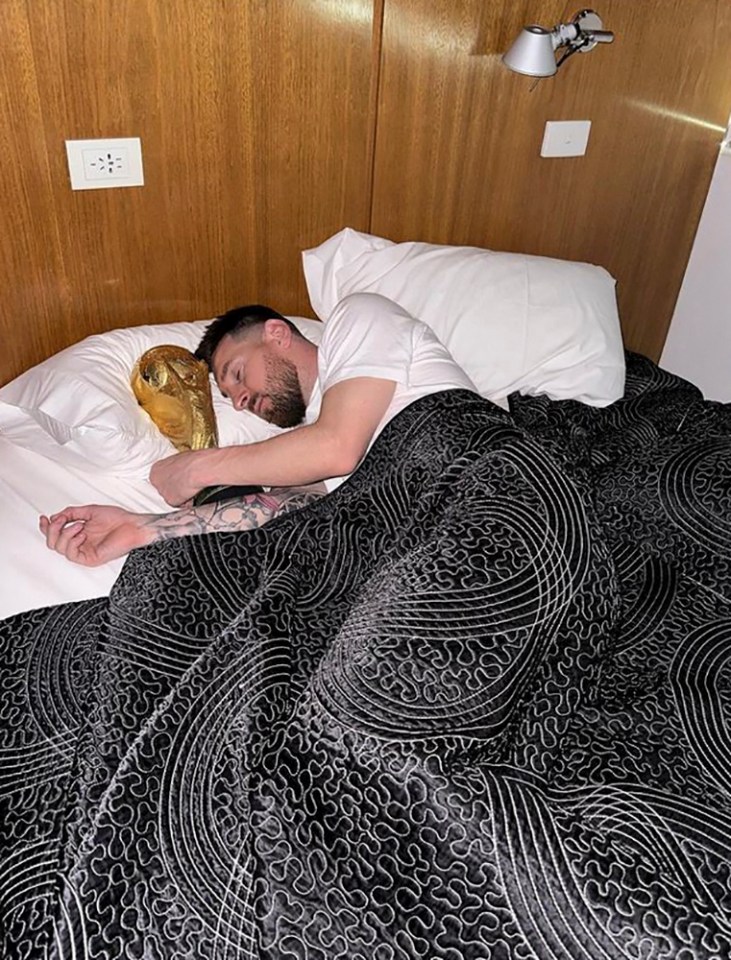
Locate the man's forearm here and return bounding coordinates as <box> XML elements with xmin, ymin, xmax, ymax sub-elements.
<box><xmin>140</xmin><ymin>487</ymin><xmax>323</xmax><ymax>544</ymax></box>
<box><xmin>185</xmin><ymin>424</ymin><xmax>351</xmax><ymax>491</ymax></box>
<box><xmin>150</xmin><ymin>378</ymin><xmax>396</xmax><ymax>506</ymax></box>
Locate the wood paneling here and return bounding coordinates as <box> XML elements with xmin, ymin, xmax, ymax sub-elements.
<box><xmin>370</xmin><ymin>0</ymin><xmax>731</xmax><ymax>359</ymax></box>
<box><xmin>0</xmin><ymin>0</ymin><xmax>375</xmax><ymax>385</ymax></box>
<box><xmin>0</xmin><ymin>1</ymin><xmax>74</xmax><ymax>362</ymax></box>
<box><xmin>1</xmin><ymin>0</ymin><xmax>730</xmax><ymax>384</ymax></box>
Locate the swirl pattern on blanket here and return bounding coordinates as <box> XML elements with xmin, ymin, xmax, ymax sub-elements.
<box><xmin>2</xmin><ymin>363</ymin><xmax>731</xmax><ymax>959</ymax></box>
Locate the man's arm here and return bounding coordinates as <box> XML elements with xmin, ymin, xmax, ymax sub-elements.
<box><xmin>40</xmin><ymin>486</ymin><xmax>324</xmax><ymax>567</ymax></box>
<box><xmin>150</xmin><ymin>377</ymin><xmax>396</xmax><ymax>505</ymax></box>
<box><xmin>144</xmin><ymin>486</ymin><xmax>320</xmax><ymax>541</ymax></box>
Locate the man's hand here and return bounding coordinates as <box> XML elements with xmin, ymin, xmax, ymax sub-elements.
<box><xmin>149</xmin><ymin>449</ymin><xmax>210</xmax><ymax>506</ymax></box>
<box><xmin>39</xmin><ymin>505</ymin><xmax>155</xmax><ymax>567</ymax></box>
<box><xmin>40</xmin><ymin>488</ymin><xmax>325</xmax><ymax>568</ymax></box>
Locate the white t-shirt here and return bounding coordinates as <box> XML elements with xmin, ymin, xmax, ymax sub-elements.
<box><xmin>305</xmin><ymin>292</ymin><xmax>478</xmax><ymax>489</ymax></box>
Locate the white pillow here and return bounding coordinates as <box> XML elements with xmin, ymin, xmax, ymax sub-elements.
<box><xmin>302</xmin><ymin>228</ymin><xmax>624</xmax><ymax>406</ymax></box>
<box><xmin>0</xmin><ymin>316</ymin><xmax>322</xmax><ymax>479</ymax></box>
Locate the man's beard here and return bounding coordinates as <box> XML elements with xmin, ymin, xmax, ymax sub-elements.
<box><xmin>259</xmin><ymin>354</ymin><xmax>307</xmax><ymax>428</ymax></box>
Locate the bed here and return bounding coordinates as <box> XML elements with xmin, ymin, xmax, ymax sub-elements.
<box><xmin>0</xmin><ymin>316</ymin><xmax>323</xmax><ymax>620</ymax></box>
<box><xmin>2</xmin><ymin>231</ymin><xmax>729</xmax><ymax>959</ymax></box>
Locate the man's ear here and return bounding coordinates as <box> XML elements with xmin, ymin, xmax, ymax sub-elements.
<box><xmin>262</xmin><ymin>318</ymin><xmax>293</xmax><ymax>349</ymax></box>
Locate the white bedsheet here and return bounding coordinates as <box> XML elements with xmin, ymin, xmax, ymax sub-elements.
<box><xmin>0</xmin><ymin>436</ymin><xmax>169</xmax><ymax>620</ymax></box>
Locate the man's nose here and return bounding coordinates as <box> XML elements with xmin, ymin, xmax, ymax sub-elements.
<box><xmin>231</xmin><ymin>386</ymin><xmax>250</xmax><ymax>411</ymax></box>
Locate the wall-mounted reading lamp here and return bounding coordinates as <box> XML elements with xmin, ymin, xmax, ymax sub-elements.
<box><xmin>503</xmin><ymin>9</ymin><xmax>614</xmax><ymax>78</ymax></box>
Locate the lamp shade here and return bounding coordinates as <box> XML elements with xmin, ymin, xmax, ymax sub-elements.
<box><xmin>502</xmin><ymin>25</ymin><xmax>557</xmax><ymax>77</ymax></box>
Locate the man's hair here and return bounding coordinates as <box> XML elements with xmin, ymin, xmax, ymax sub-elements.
<box><xmin>195</xmin><ymin>304</ymin><xmax>304</xmax><ymax>369</ymax></box>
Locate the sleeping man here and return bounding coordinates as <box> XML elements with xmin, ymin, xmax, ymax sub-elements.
<box><xmin>40</xmin><ymin>292</ymin><xmax>477</xmax><ymax>566</ymax></box>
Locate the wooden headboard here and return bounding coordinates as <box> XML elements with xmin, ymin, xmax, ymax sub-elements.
<box><xmin>1</xmin><ymin>0</ymin><xmax>730</xmax><ymax>386</ymax></box>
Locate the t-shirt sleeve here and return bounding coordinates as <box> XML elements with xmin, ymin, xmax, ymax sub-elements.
<box><xmin>319</xmin><ymin>293</ymin><xmax>417</xmax><ymax>393</ymax></box>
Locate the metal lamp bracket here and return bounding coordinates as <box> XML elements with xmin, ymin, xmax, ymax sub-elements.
<box><xmin>573</xmin><ymin>9</ymin><xmax>605</xmax><ymax>52</ymax></box>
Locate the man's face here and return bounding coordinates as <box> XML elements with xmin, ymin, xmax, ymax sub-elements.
<box><xmin>212</xmin><ymin>329</ymin><xmax>306</xmax><ymax>429</ymax></box>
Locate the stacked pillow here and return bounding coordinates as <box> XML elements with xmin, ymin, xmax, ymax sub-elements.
<box><xmin>302</xmin><ymin>228</ymin><xmax>625</xmax><ymax>406</ymax></box>
<box><xmin>0</xmin><ymin>316</ymin><xmax>322</xmax><ymax>479</ymax></box>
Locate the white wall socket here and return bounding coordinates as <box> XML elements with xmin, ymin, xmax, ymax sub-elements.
<box><xmin>65</xmin><ymin>137</ymin><xmax>144</xmax><ymax>190</ymax></box>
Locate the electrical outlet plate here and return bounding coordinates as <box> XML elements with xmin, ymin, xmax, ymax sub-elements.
<box><xmin>541</xmin><ymin>121</ymin><xmax>591</xmax><ymax>158</ymax></box>
<box><xmin>65</xmin><ymin>137</ymin><xmax>144</xmax><ymax>190</ymax></box>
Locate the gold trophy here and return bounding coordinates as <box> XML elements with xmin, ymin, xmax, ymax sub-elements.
<box><xmin>131</xmin><ymin>345</ymin><xmax>218</xmax><ymax>452</ymax></box>
<box><xmin>131</xmin><ymin>344</ymin><xmax>262</xmax><ymax>505</ymax></box>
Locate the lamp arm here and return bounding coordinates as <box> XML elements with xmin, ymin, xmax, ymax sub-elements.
<box><xmin>587</xmin><ymin>29</ymin><xmax>614</xmax><ymax>43</ymax></box>
<box><xmin>552</xmin><ymin>23</ymin><xmax>580</xmax><ymax>49</ymax></box>
<box><xmin>552</xmin><ymin>22</ymin><xmax>614</xmax><ymax>51</ymax></box>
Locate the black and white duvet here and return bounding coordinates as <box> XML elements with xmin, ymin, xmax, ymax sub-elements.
<box><xmin>2</xmin><ymin>354</ymin><xmax>731</xmax><ymax>959</ymax></box>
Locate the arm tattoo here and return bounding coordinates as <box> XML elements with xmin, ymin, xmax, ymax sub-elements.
<box><xmin>142</xmin><ymin>488</ymin><xmax>324</xmax><ymax>544</ymax></box>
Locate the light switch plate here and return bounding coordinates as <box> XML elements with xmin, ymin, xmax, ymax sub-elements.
<box><xmin>541</xmin><ymin>121</ymin><xmax>591</xmax><ymax>158</ymax></box>
<box><xmin>65</xmin><ymin>137</ymin><xmax>144</xmax><ymax>190</ymax></box>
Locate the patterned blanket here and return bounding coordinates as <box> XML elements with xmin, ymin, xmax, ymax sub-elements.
<box><xmin>2</xmin><ymin>354</ymin><xmax>731</xmax><ymax>959</ymax></box>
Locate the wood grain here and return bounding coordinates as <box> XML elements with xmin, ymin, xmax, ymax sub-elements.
<box><xmin>371</xmin><ymin>0</ymin><xmax>731</xmax><ymax>358</ymax></box>
<box><xmin>0</xmin><ymin>0</ymin><xmax>375</xmax><ymax>384</ymax></box>
<box><xmin>1</xmin><ymin>0</ymin><xmax>730</xmax><ymax>385</ymax></box>
<box><xmin>0</xmin><ymin>0</ymin><xmax>73</xmax><ymax>376</ymax></box>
